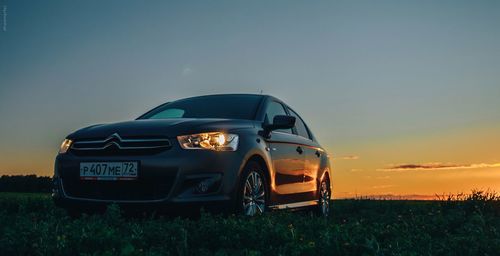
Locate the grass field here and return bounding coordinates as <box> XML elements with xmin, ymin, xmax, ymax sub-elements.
<box><xmin>0</xmin><ymin>192</ymin><xmax>499</xmax><ymax>256</ymax></box>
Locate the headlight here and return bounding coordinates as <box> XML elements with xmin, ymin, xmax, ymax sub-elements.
<box><xmin>59</xmin><ymin>139</ymin><xmax>73</xmax><ymax>154</ymax></box>
<box><xmin>177</xmin><ymin>132</ymin><xmax>239</xmax><ymax>151</ymax></box>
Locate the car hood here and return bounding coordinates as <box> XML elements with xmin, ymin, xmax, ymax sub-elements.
<box><xmin>68</xmin><ymin>119</ymin><xmax>257</xmax><ymax>140</ymax></box>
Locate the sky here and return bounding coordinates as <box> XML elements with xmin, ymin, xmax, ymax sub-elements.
<box><xmin>1</xmin><ymin>0</ymin><xmax>499</xmax><ymax>198</ymax></box>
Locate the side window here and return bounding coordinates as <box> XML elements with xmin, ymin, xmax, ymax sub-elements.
<box><xmin>289</xmin><ymin>109</ymin><xmax>311</xmax><ymax>139</ymax></box>
<box><xmin>265</xmin><ymin>101</ymin><xmax>292</xmax><ymax>134</ymax></box>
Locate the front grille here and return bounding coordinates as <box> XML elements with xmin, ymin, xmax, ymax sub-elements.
<box><xmin>71</xmin><ymin>134</ymin><xmax>171</xmax><ymax>156</ymax></box>
<box><xmin>61</xmin><ymin>171</ymin><xmax>177</xmax><ymax>201</ymax></box>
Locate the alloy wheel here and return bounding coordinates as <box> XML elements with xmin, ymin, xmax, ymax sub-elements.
<box><xmin>319</xmin><ymin>179</ymin><xmax>331</xmax><ymax>217</ymax></box>
<box><xmin>242</xmin><ymin>171</ymin><xmax>266</xmax><ymax>216</ymax></box>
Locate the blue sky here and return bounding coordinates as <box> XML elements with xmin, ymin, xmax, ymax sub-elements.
<box><xmin>1</xmin><ymin>0</ymin><xmax>499</xmax><ymax>196</ymax></box>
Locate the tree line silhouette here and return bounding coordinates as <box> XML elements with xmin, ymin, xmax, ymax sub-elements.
<box><xmin>0</xmin><ymin>175</ymin><xmax>52</xmax><ymax>193</ymax></box>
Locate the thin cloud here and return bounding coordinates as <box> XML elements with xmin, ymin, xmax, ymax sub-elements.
<box><xmin>371</xmin><ymin>185</ymin><xmax>395</xmax><ymax>189</ymax></box>
<box><xmin>350</xmin><ymin>169</ymin><xmax>363</xmax><ymax>172</ymax></box>
<box><xmin>334</xmin><ymin>155</ymin><xmax>359</xmax><ymax>160</ymax></box>
<box><xmin>363</xmin><ymin>175</ymin><xmax>390</xmax><ymax>179</ymax></box>
<box><xmin>378</xmin><ymin>162</ymin><xmax>500</xmax><ymax>172</ymax></box>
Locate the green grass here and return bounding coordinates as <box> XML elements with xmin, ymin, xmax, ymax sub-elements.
<box><xmin>0</xmin><ymin>192</ymin><xmax>498</xmax><ymax>256</ymax></box>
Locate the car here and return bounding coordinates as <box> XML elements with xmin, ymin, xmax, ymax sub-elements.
<box><xmin>52</xmin><ymin>94</ymin><xmax>332</xmax><ymax>216</ymax></box>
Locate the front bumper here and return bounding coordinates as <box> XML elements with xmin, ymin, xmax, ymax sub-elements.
<box><xmin>53</xmin><ymin>145</ymin><xmax>245</xmax><ymax>209</ymax></box>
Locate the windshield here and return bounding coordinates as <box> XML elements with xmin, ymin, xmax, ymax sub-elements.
<box><xmin>139</xmin><ymin>95</ymin><xmax>263</xmax><ymax>120</ymax></box>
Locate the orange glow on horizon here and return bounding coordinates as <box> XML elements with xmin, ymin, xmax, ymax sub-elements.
<box><xmin>1</xmin><ymin>123</ymin><xmax>499</xmax><ymax>199</ymax></box>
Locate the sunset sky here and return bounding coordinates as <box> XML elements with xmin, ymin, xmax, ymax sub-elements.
<box><xmin>1</xmin><ymin>0</ymin><xmax>499</xmax><ymax>198</ymax></box>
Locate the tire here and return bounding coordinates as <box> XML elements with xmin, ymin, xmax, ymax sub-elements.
<box><xmin>317</xmin><ymin>176</ymin><xmax>331</xmax><ymax>217</ymax></box>
<box><xmin>236</xmin><ymin>161</ymin><xmax>268</xmax><ymax>216</ymax></box>
<box><xmin>66</xmin><ymin>208</ymin><xmax>84</xmax><ymax>218</ymax></box>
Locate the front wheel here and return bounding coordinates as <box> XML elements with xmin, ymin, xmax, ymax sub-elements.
<box><xmin>237</xmin><ymin>161</ymin><xmax>267</xmax><ymax>216</ymax></box>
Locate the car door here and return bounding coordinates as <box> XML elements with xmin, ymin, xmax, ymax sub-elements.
<box><xmin>288</xmin><ymin>108</ymin><xmax>323</xmax><ymax>201</ymax></box>
<box><xmin>264</xmin><ymin>101</ymin><xmax>306</xmax><ymax>203</ymax></box>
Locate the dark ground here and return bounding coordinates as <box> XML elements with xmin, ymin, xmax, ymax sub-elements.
<box><xmin>0</xmin><ymin>192</ymin><xmax>498</xmax><ymax>256</ymax></box>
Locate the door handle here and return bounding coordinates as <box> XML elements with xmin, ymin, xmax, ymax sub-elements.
<box><xmin>296</xmin><ymin>146</ymin><xmax>303</xmax><ymax>154</ymax></box>
<box><xmin>315</xmin><ymin>150</ymin><xmax>321</xmax><ymax>157</ymax></box>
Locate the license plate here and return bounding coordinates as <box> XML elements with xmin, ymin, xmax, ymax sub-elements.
<box><xmin>80</xmin><ymin>162</ymin><xmax>138</xmax><ymax>180</ymax></box>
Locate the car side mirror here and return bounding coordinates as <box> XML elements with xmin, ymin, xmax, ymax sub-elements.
<box><xmin>263</xmin><ymin>115</ymin><xmax>295</xmax><ymax>136</ymax></box>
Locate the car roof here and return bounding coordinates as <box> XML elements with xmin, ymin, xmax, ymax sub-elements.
<box><xmin>178</xmin><ymin>93</ymin><xmax>269</xmax><ymax>100</ymax></box>
<box><xmin>174</xmin><ymin>93</ymin><xmax>286</xmax><ymax>105</ymax></box>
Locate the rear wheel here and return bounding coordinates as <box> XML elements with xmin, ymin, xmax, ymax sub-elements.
<box><xmin>66</xmin><ymin>208</ymin><xmax>82</xmax><ymax>218</ymax></box>
<box><xmin>318</xmin><ymin>177</ymin><xmax>331</xmax><ymax>217</ymax></box>
<box><xmin>237</xmin><ymin>161</ymin><xmax>267</xmax><ymax>216</ymax></box>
